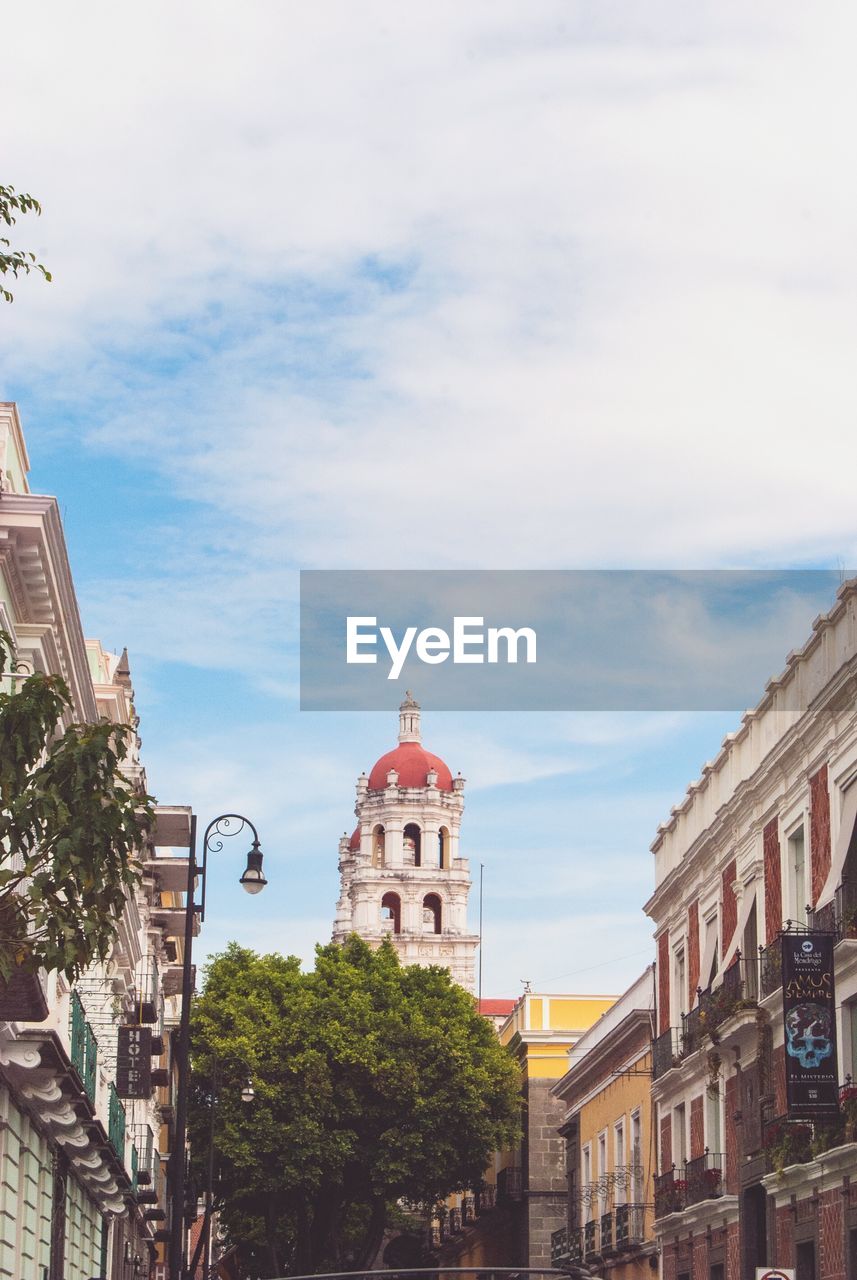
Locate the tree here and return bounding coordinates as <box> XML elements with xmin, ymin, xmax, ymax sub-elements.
<box><xmin>190</xmin><ymin>937</ymin><xmax>521</xmax><ymax>1277</ymax></box>
<box><xmin>0</xmin><ymin>185</ymin><xmax>51</xmax><ymax>303</ymax></box>
<box><xmin>0</xmin><ymin>631</ymin><xmax>152</xmax><ymax>982</ymax></box>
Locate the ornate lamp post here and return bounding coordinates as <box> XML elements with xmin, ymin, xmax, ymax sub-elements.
<box><xmin>168</xmin><ymin>814</ymin><xmax>268</xmax><ymax>1280</ymax></box>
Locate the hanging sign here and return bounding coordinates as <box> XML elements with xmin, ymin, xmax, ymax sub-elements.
<box><xmin>116</xmin><ymin>1024</ymin><xmax>152</xmax><ymax>1098</ymax></box>
<box><xmin>781</xmin><ymin>933</ymin><xmax>839</xmax><ymax>1119</ymax></box>
<box><xmin>756</xmin><ymin>1271</ymin><xmax>795</xmax><ymax>1280</ymax></box>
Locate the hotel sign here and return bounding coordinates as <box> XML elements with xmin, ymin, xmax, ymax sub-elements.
<box><xmin>116</xmin><ymin>1025</ymin><xmax>152</xmax><ymax>1099</ymax></box>
<box><xmin>781</xmin><ymin>933</ymin><xmax>838</xmax><ymax>1119</ymax></box>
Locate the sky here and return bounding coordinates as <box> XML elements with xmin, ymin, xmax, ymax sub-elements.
<box><xmin>3</xmin><ymin>1</ymin><xmax>857</xmax><ymax>998</ymax></box>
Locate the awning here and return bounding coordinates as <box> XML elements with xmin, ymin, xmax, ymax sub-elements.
<box><xmin>816</xmin><ymin>776</ymin><xmax>857</xmax><ymax>909</ymax></box>
<box><xmin>718</xmin><ymin>880</ymin><xmax>758</xmax><ymax>978</ymax></box>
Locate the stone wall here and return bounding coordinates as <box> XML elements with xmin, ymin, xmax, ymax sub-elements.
<box><xmin>523</xmin><ymin>1077</ymin><xmax>567</xmax><ymax>1268</ymax></box>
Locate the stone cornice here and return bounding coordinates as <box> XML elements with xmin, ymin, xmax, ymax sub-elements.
<box><xmin>0</xmin><ymin>494</ymin><xmax>96</xmax><ymax>720</ymax></box>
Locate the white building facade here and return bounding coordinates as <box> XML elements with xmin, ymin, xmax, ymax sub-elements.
<box><xmin>646</xmin><ymin>578</ymin><xmax>857</xmax><ymax>1280</ymax></box>
<box><xmin>333</xmin><ymin>693</ymin><xmax>480</xmax><ymax>991</ymax></box>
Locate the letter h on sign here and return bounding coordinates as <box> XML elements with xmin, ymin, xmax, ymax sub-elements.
<box><xmin>116</xmin><ymin>1025</ymin><xmax>152</xmax><ymax>1099</ymax></box>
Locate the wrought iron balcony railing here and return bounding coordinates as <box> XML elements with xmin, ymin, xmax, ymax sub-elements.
<box><xmin>684</xmin><ymin>1151</ymin><xmax>723</xmax><ymax>1206</ymax></box>
<box><xmin>615</xmin><ymin>1202</ymin><xmax>645</xmax><ymax>1247</ymax></box>
<box><xmin>476</xmin><ymin>1183</ymin><xmax>495</xmax><ymax>1212</ymax></box>
<box><xmin>108</xmin><ymin>1082</ymin><xmax>126</xmax><ymax>1160</ymax></box>
<box><xmin>551</xmin><ymin>1226</ymin><xmax>569</xmax><ymax>1265</ymax></box>
<box><xmin>568</xmin><ymin>1227</ymin><xmax>582</xmax><ymax>1263</ymax></box>
<box><xmin>654</xmin><ymin>1167</ymin><xmax>685</xmax><ymax>1218</ymax></box>
<box><xmin>600</xmin><ymin>1211</ymin><xmax>613</xmax><ymax>1253</ymax></box>
<box><xmin>652</xmin><ymin>1026</ymin><xmax>680</xmax><ymax>1079</ymax></box>
<box><xmin>448</xmin><ymin>1208</ymin><xmax>461</xmax><ymax>1235</ymax></box>
<box><xmin>462</xmin><ymin>1195</ymin><xmax>475</xmax><ymax>1224</ymax></box>
<box><xmin>583</xmin><ymin>1218</ymin><xmax>597</xmax><ymax>1257</ymax></box>
<box><xmin>497</xmin><ymin>1165</ymin><xmax>522</xmax><ymax>1202</ymax></box>
<box><xmin>69</xmin><ymin>990</ymin><xmax>98</xmax><ymax>1104</ymax></box>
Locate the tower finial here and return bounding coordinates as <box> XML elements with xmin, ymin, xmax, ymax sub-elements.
<box><xmin>398</xmin><ymin>691</ymin><xmax>421</xmax><ymax>743</ymax></box>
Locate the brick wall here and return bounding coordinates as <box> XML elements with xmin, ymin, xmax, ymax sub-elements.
<box><xmin>726</xmin><ymin>1221</ymin><xmax>740</xmax><ymax>1280</ymax></box>
<box><xmin>689</xmin><ymin>1094</ymin><xmax>704</xmax><ymax>1159</ymax></box>
<box><xmin>660</xmin><ymin>1111</ymin><xmax>672</xmax><ymax>1173</ymax></box>
<box><xmin>818</xmin><ymin>1186</ymin><xmax>845</xmax><ymax>1280</ymax></box>
<box><xmin>810</xmin><ymin>763</ymin><xmax>832</xmax><ymax>907</ymax></box>
<box><xmin>722</xmin><ymin>858</ymin><xmax>738</xmax><ymax>951</ymax></box>
<box><xmin>662</xmin><ymin>1241</ymin><xmax>677</xmax><ymax>1280</ymax></box>
<box><xmin>687</xmin><ymin>900</ymin><xmax>699</xmax><ymax>1003</ymax></box>
<box><xmin>658</xmin><ymin>931</ymin><xmax>670</xmax><ymax>1033</ymax></box>
<box><xmin>692</xmin><ymin>1231</ymin><xmax>707</xmax><ymax>1279</ymax></box>
<box><xmin>776</xmin><ymin>1203</ymin><xmax>794</xmax><ymax>1268</ymax></box>
<box><xmin>764</xmin><ymin>817</ymin><xmax>782</xmax><ymax>942</ymax></box>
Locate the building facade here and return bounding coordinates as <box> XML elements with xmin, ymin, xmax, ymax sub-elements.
<box><xmin>552</xmin><ymin>969</ymin><xmax>657</xmax><ymax>1280</ymax></box>
<box><xmin>646</xmin><ymin>578</ymin><xmax>857</xmax><ymax>1280</ymax></box>
<box><xmin>0</xmin><ymin>403</ymin><xmax>190</xmax><ymax>1279</ymax></box>
<box><xmin>333</xmin><ymin>693</ymin><xmax>479</xmax><ymax>990</ymax></box>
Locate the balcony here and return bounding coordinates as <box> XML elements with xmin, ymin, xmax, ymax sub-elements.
<box><xmin>615</xmin><ymin>1202</ymin><xmax>645</xmax><ymax>1248</ymax></box>
<box><xmin>550</xmin><ymin>1226</ymin><xmax>569</xmax><ymax>1265</ymax></box>
<box><xmin>69</xmin><ymin>990</ymin><xmax>98</xmax><ymax>1104</ymax></box>
<box><xmin>654</xmin><ymin>1168</ymin><xmax>685</xmax><ymax>1218</ymax></box>
<box><xmin>461</xmin><ymin>1195</ymin><xmax>475</xmax><ymax>1224</ymax></box>
<box><xmin>496</xmin><ymin>1165</ymin><xmax>522</xmax><ymax>1202</ymax></box>
<box><xmin>583</xmin><ymin>1219</ymin><xmax>597</xmax><ymax>1258</ymax></box>
<box><xmin>600</xmin><ymin>1211</ymin><xmax>614</xmax><ymax>1253</ymax></box>
<box><xmin>448</xmin><ymin>1208</ymin><xmax>461</xmax><ymax>1235</ymax></box>
<box><xmin>762</xmin><ymin>1116</ymin><xmax>813</xmax><ymax>1173</ymax></box>
<box><xmin>108</xmin><ymin>1082</ymin><xmax>126</xmax><ymax>1160</ymax></box>
<box><xmin>684</xmin><ymin>1151</ymin><xmax>723</xmax><ymax>1206</ymax></box>
<box><xmin>476</xmin><ymin>1183</ymin><xmax>495</xmax><ymax>1213</ymax></box>
<box><xmin>652</xmin><ymin>1026</ymin><xmax>680</xmax><ymax>1080</ymax></box>
<box><xmin>567</xmin><ymin>1226</ymin><xmax>582</xmax><ymax>1263</ymax></box>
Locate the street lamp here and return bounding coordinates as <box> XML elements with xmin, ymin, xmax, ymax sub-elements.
<box><xmin>241</xmin><ymin>1077</ymin><xmax>255</xmax><ymax>1105</ymax></box>
<box><xmin>168</xmin><ymin>814</ymin><xmax>268</xmax><ymax>1280</ymax></box>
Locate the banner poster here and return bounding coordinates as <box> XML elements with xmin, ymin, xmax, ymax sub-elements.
<box><xmin>781</xmin><ymin>932</ymin><xmax>839</xmax><ymax>1120</ymax></box>
<box><xmin>116</xmin><ymin>1024</ymin><xmax>152</xmax><ymax>1099</ymax></box>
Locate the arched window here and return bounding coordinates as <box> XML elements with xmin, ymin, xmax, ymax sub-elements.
<box><xmin>403</xmin><ymin>823</ymin><xmax>422</xmax><ymax>867</ymax></box>
<box><xmin>381</xmin><ymin>892</ymin><xmax>401</xmax><ymax>934</ymax></box>
<box><xmin>437</xmin><ymin>826</ymin><xmax>450</xmax><ymax>870</ymax></box>
<box><xmin>422</xmin><ymin>893</ymin><xmax>442</xmax><ymax>934</ymax></box>
<box><xmin>372</xmin><ymin>824</ymin><xmax>386</xmax><ymax>867</ymax></box>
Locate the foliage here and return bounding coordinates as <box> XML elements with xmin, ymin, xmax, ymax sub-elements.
<box><xmin>0</xmin><ymin>631</ymin><xmax>151</xmax><ymax>981</ymax></box>
<box><xmin>190</xmin><ymin>937</ymin><xmax>521</xmax><ymax>1278</ymax></box>
<box><xmin>0</xmin><ymin>185</ymin><xmax>52</xmax><ymax>303</ymax></box>
<box><xmin>763</xmin><ymin>1120</ymin><xmax>812</xmax><ymax>1175</ymax></box>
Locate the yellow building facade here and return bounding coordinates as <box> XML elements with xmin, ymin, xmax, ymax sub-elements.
<box><xmin>552</xmin><ymin>970</ymin><xmax>657</xmax><ymax>1280</ymax></box>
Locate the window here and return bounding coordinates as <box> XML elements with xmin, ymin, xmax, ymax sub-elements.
<box><xmin>437</xmin><ymin>826</ymin><xmax>450</xmax><ymax>869</ymax></box>
<box><xmin>582</xmin><ymin>1144</ymin><xmax>592</xmax><ymax>1221</ymax></box>
<box><xmin>787</xmin><ymin>823</ymin><xmax>807</xmax><ymax>924</ymax></box>
<box><xmin>674</xmin><ymin>945</ymin><xmax>687</xmax><ymax>1018</ymax></box>
<box><xmin>614</xmin><ymin>1120</ymin><xmax>626</xmax><ymax>1205</ymax></box>
<box><xmin>743</xmin><ymin>899</ymin><xmax>759</xmax><ymax>1000</ymax></box>
<box><xmin>630</xmin><ymin>1110</ymin><xmax>642</xmax><ymax>1204</ymax></box>
<box><xmin>597</xmin><ymin>1132</ymin><xmax>608</xmax><ymax>1217</ymax></box>
<box><xmin>673</xmin><ymin>1103</ymin><xmax>686</xmax><ymax>1168</ymax></box>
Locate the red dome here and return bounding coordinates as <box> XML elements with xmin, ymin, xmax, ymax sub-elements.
<box><xmin>348</xmin><ymin>825</ymin><xmax>360</xmax><ymax>851</ymax></box>
<box><xmin>367</xmin><ymin>742</ymin><xmax>453</xmax><ymax>791</ymax></box>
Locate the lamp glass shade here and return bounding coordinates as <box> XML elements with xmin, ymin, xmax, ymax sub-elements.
<box><xmin>241</xmin><ymin>1081</ymin><xmax>255</xmax><ymax>1104</ymax></box>
<box><xmin>239</xmin><ymin>846</ymin><xmax>267</xmax><ymax>895</ymax></box>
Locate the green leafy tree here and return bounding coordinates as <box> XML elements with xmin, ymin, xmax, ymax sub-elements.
<box><xmin>0</xmin><ymin>631</ymin><xmax>152</xmax><ymax>981</ymax></box>
<box><xmin>0</xmin><ymin>185</ymin><xmax>52</xmax><ymax>303</ymax></box>
<box><xmin>190</xmin><ymin>937</ymin><xmax>521</xmax><ymax>1277</ymax></box>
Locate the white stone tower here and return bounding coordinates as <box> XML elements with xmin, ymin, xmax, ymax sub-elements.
<box><xmin>333</xmin><ymin>693</ymin><xmax>479</xmax><ymax>992</ymax></box>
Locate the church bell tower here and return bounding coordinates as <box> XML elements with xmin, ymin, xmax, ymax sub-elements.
<box><xmin>333</xmin><ymin>693</ymin><xmax>479</xmax><ymax>992</ymax></box>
